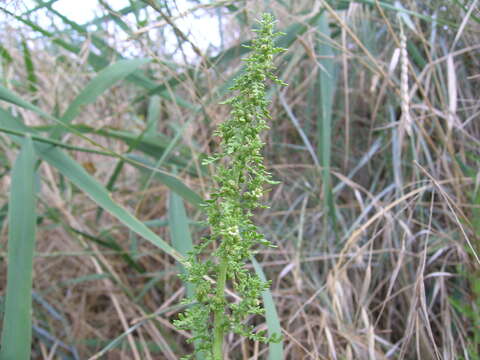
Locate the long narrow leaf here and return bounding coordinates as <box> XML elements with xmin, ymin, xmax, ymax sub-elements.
<box><xmin>251</xmin><ymin>257</ymin><xmax>283</xmax><ymax>360</ymax></box>
<box><xmin>59</xmin><ymin>59</ymin><xmax>150</xmax><ymax>126</ymax></box>
<box><xmin>316</xmin><ymin>13</ymin><xmax>337</xmax><ymax>229</ymax></box>
<box><xmin>146</xmin><ymin>95</ymin><xmax>161</xmax><ymax>136</ymax></box>
<box><xmin>0</xmin><ymin>108</ymin><xmax>183</xmax><ymax>261</ymax></box>
<box><xmin>128</xmin><ymin>154</ymin><xmax>204</xmax><ymax>208</ymax></box>
<box><xmin>0</xmin><ymin>136</ymin><xmax>37</xmax><ymax>360</ymax></box>
<box><xmin>168</xmin><ymin>192</ymin><xmax>194</xmax><ymax>262</ymax></box>
<box><xmin>0</xmin><ymin>6</ymin><xmax>195</xmax><ymax>110</ymax></box>
<box><xmin>168</xmin><ymin>191</ymin><xmax>204</xmax><ymax>360</ymax></box>
<box><xmin>21</xmin><ymin>40</ymin><xmax>38</xmax><ymax>94</ymax></box>
<box><xmin>0</xmin><ymin>84</ymin><xmax>47</xmax><ymax>115</ymax></box>
<box><xmin>33</xmin><ymin>142</ymin><xmax>182</xmax><ymax>261</ymax></box>
<box><xmin>0</xmin><ymin>105</ymin><xmax>203</xmax><ymax>207</ymax></box>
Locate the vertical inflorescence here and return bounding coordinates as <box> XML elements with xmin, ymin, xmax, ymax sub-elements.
<box><xmin>174</xmin><ymin>13</ymin><xmax>286</xmax><ymax>360</ymax></box>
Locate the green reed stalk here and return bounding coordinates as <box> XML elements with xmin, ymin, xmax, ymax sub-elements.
<box><xmin>174</xmin><ymin>13</ymin><xmax>286</xmax><ymax>359</ymax></box>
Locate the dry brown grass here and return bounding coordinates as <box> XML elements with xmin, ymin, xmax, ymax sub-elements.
<box><xmin>0</xmin><ymin>0</ymin><xmax>479</xmax><ymax>359</ymax></box>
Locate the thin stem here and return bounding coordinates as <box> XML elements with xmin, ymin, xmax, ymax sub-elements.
<box><xmin>213</xmin><ymin>258</ymin><xmax>228</xmax><ymax>359</ymax></box>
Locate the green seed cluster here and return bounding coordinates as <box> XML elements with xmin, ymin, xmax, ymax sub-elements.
<box><xmin>174</xmin><ymin>13</ymin><xmax>286</xmax><ymax>359</ymax></box>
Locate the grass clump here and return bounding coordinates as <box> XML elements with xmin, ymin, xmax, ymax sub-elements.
<box><xmin>1</xmin><ymin>1</ymin><xmax>480</xmax><ymax>358</ymax></box>
<box><xmin>173</xmin><ymin>13</ymin><xmax>285</xmax><ymax>359</ymax></box>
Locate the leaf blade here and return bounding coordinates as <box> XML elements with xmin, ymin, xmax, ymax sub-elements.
<box><xmin>0</xmin><ymin>136</ymin><xmax>37</xmax><ymax>360</ymax></box>
<box><xmin>316</xmin><ymin>12</ymin><xmax>337</xmax><ymax>230</ymax></box>
<box><xmin>33</xmin><ymin>142</ymin><xmax>182</xmax><ymax>261</ymax></box>
<box><xmin>251</xmin><ymin>257</ymin><xmax>283</xmax><ymax>360</ymax></box>
<box><xmin>60</xmin><ymin>58</ymin><xmax>151</xmax><ymax>126</ymax></box>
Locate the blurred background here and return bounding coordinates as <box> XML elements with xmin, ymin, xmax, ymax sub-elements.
<box><xmin>0</xmin><ymin>0</ymin><xmax>479</xmax><ymax>359</ymax></box>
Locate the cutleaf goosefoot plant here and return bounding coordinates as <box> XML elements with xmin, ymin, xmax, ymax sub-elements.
<box><xmin>174</xmin><ymin>13</ymin><xmax>286</xmax><ymax>360</ymax></box>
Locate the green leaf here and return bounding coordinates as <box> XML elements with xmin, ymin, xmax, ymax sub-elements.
<box><xmin>168</xmin><ymin>191</ymin><xmax>205</xmax><ymax>360</ymax></box>
<box><xmin>0</xmin><ymin>107</ymin><xmax>204</xmax><ymax>207</ymax></box>
<box><xmin>168</xmin><ymin>191</ymin><xmax>196</xmax><ymax>292</ymax></box>
<box><xmin>0</xmin><ymin>68</ymin><xmax>200</xmax><ymax>179</ymax></box>
<box><xmin>146</xmin><ymin>95</ymin><xmax>161</xmax><ymax>136</ymax></box>
<box><xmin>21</xmin><ymin>40</ymin><xmax>38</xmax><ymax>94</ymax></box>
<box><xmin>128</xmin><ymin>154</ymin><xmax>204</xmax><ymax>208</ymax></box>
<box><xmin>252</xmin><ymin>257</ymin><xmax>284</xmax><ymax>360</ymax></box>
<box><xmin>168</xmin><ymin>192</ymin><xmax>194</xmax><ymax>265</ymax></box>
<box><xmin>0</xmin><ymin>43</ymin><xmax>13</xmax><ymax>65</ymax></box>
<box><xmin>59</xmin><ymin>58</ymin><xmax>151</xmax><ymax>127</ymax></box>
<box><xmin>0</xmin><ymin>6</ymin><xmax>195</xmax><ymax>110</ymax></box>
<box><xmin>77</xmin><ymin>126</ymin><xmax>195</xmax><ymax>173</ymax></box>
<box><xmin>68</xmin><ymin>226</ymin><xmax>146</xmax><ymax>274</ymax></box>
<box><xmin>316</xmin><ymin>12</ymin><xmax>337</xmax><ymax>230</ymax></box>
<box><xmin>0</xmin><ymin>136</ymin><xmax>37</xmax><ymax>360</ymax></box>
<box><xmin>33</xmin><ymin>142</ymin><xmax>182</xmax><ymax>261</ymax></box>
<box><xmin>0</xmin><ymin>107</ymin><xmax>185</xmax><ymax>261</ymax></box>
<box><xmin>0</xmin><ymin>83</ymin><xmax>46</xmax><ymax>115</ymax></box>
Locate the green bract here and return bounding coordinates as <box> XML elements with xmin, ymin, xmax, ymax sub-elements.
<box><xmin>174</xmin><ymin>13</ymin><xmax>286</xmax><ymax>359</ymax></box>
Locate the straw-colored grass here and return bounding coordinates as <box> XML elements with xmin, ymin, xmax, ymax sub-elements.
<box><xmin>0</xmin><ymin>0</ymin><xmax>479</xmax><ymax>359</ymax></box>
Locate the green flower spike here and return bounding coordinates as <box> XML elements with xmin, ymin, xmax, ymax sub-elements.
<box><xmin>174</xmin><ymin>13</ymin><xmax>287</xmax><ymax>360</ymax></box>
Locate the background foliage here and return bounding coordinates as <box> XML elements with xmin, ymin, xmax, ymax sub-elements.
<box><xmin>0</xmin><ymin>0</ymin><xmax>479</xmax><ymax>359</ymax></box>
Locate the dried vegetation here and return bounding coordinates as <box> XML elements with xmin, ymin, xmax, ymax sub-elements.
<box><xmin>0</xmin><ymin>0</ymin><xmax>479</xmax><ymax>359</ymax></box>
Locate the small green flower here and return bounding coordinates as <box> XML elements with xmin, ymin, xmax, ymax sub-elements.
<box><xmin>174</xmin><ymin>13</ymin><xmax>286</xmax><ymax>359</ymax></box>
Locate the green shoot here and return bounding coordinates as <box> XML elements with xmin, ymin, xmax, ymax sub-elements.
<box><xmin>174</xmin><ymin>13</ymin><xmax>286</xmax><ymax>360</ymax></box>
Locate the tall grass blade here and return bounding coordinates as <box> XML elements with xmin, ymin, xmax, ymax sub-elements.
<box><xmin>168</xmin><ymin>191</ymin><xmax>194</xmax><ymax>275</ymax></box>
<box><xmin>34</xmin><ymin>143</ymin><xmax>182</xmax><ymax>260</ymax></box>
<box><xmin>21</xmin><ymin>0</ymin><xmax>59</xmax><ymax>16</ymax></box>
<box><xmin>42</xmin><ymin>3</ymin><xmax>196</xmax><ymax>110</ymax></box>
<box><xmin>316</xmin><ymin>13</ymin><xmax>337</xmax><ymax>229</ymax></box>
<box><xmin>146</xmin><ymin>95</ymin><xmax>161</xmax><ymax>136</ymax></box>
<box><xmin>0</xmin><ymin>102</ymin><xmax>203</xmax><ymax>207</ymax></box>
<box><xmin>72</xmin><ymin>124</ymin><xmax>197</xmax><ymax>172</ymax></box>
<box><xmin>0</xmin><ymin>85</ymin><xmax>202</xmax><ymax>198</ymax></box>
<box><xmin>0</xmin><ymin>107</ymin><xmax>184</xmax><ymax>260</ymax></box>
<box><xmin>0</xmin><ymin>44</ymin><xmax>13</xmax><ymax>65</ymax></box>
<box><xmin>127</xmin><ymin>154</ymin><xmax>204</xmax><ymax>208</ymax></box>
<box><xmin>0</xmin><ymin>84</ymin><xmax>46</xmax><ymax>115</ymax></box>
<box><xmin>168</xmin><ymin>191</ymin><xmax>205</xmax><ymax>360</ymax></box>
<box><xmin>0</xmin><ymin>136</ymin><xmax>37</xmax><ymax>360</ymax></box>
<box><xmin>252</xmin><ymin>257</ymin><xmax>283</xmax><ymax>360</ymax></box>
<box><xmin>21</xmin><ymin>40</ymin><xmax>37</xmax><ymax>94</ymax></box>
<box><xmin>58</xmin><ymin>58</ymin><xmax>150</xmax><ymax>127</ymax></box>
<box><xmin>346</xmin><ymin>0</ymin><xmax>457</xmax><ymax>28</ymax></box>
<box><xmin>0</xmin><ymin>6</ymin><xmax>195</xmax><ymax>110</ymax></box>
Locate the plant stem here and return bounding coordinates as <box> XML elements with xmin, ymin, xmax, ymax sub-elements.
<box><xmin>173</xmin><ymin>14</ymin><xmax>286</xmax><ymax>358</ymax></box>
<box><xmin>213</xmin><ymin>257</ymin><xmax>228</xmax><ymax>359</ymax></box>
